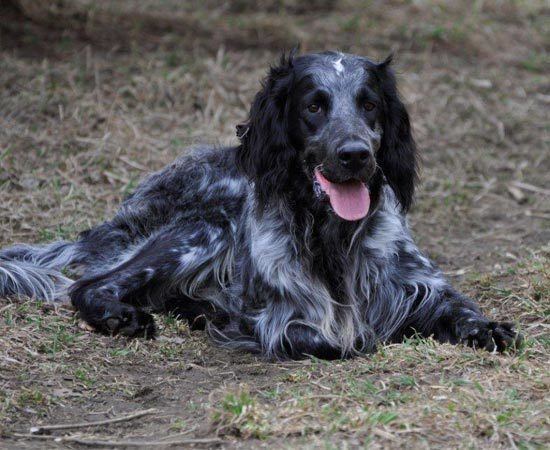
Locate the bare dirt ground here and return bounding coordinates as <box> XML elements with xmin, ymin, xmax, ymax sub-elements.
<box><xmin>0</xmin><ymin>1</ymin><xmax>548</xmax><ymax>448</ymax></box>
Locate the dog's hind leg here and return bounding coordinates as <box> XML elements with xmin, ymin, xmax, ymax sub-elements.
<box><xmin>70</xmin><ymin>224</ymin><xmax>232</xmax><ymax>338</ymax></box>
<box><xmin>70</xmin><ymin>261</ymin><xmax>160</xmax><ymax>338</ymax></box>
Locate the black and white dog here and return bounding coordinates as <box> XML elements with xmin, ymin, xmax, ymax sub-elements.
<box><xmin>0</xmin><ymin>51</ymin><xmax>520</xmax><ymax>359</ymax></box>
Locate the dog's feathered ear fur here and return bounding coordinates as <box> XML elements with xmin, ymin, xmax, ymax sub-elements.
<box><xmin>236</xmin><ymin>50</ymin><xmax>298</xmax><ymax>208</ymax></box>
<box><xmin>375</xmin><ymin>54</ymin><xmax>418</xmax><ymax>212</ymax></box>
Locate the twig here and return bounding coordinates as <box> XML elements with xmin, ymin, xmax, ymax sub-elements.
<box><xmin>158</xmin><ymin>425</ymin><xmax>198</xmax><ymax>441</ymax></box>
<box><xmin>512</xmin><ymin>181</ymin><xmax>550</xmax><ymax>196</ymax></box>
<box><xmin>0</xmin><ymin>303</ymin><xmax>15</xmax><ymax>314</ymax></box>
<box><xmin>525</xmin><ymin>210</ymin><xmax>550</xmax><ymax>220</ymax></box>
<box><xmin>119</xmin><ymin>155</ymin><xmax>148</xmax><ymax>171</ymax></box>
<box><xmin>12</xmin><ymin>433</ymin><xmax>222</xmax><ymax>447</ymax></box>
<box><xmin>506</xmin><ymin>184</ymin><xmax>527</xmax><ymax>204</ymax></box>
<box><xmin>1</xmin><ymin>355</ymin><xmax>23</xmax><ymax>365</ymax></box>
<box><xmin>372</xmin><ymin>428</ymin><xmax>398</xmax><ymax>441</ymax></box>
<box><xmin>30</xmin><ymin>408</ymin><xmax>157</xmax><ymax>434</ymax></box>
<box><xmin>310</xmin><ymin>380</ymin><xmax>332</xmax><ymax>391</ymax></box>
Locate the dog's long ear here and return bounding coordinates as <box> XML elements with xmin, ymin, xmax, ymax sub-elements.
<box><xmin>236</xmin><ymin>50</ymin><xmax>297</xmax><ymax>207</ymax></box>
<box><xmin>375</xmin><ymin>55</ymin><xmax>418</xmax><ymax>212</ymax></box>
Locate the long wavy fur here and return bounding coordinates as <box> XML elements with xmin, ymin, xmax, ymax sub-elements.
<box><xmin>0</xmin><ymin>51</ymin><xmax>513</xmax><ymax>359</ymax></box>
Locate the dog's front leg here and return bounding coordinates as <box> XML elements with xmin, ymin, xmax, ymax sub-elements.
<box><xmin>423</xmin><ymin>288</ymin><xmax>522</xmax><ymax>352</ymax></box>
<box><xmin>279</xmin><ymin>323</ymin><xmax>344</xmax><ymax>360</ymax></box>
<box><xmin>247</xmin><ymin>284</ymin><xmax>346</xmax><ymax>359</ymax></box>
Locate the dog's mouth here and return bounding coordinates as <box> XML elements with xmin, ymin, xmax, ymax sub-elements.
<box><xmin>313</xmin><ymin>167</ymin><xmax>370</xmax><ymax>221</ymax></box>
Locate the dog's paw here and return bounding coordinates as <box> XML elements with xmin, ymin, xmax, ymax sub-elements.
<box><xmin>459</xmin><ymin>318</ymin><xmax>522</xmax><ymax>352</ymax></box>
<box><xmin>101</xmin><ymin>303</ymin><xmax>156</xmax><ymax>339</ymax></box>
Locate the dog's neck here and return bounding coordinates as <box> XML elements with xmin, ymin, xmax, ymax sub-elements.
<box><xmin>248</xmin><ymin>166</ymin><xmax>386</xmax><ymax>262</ymax></box>
<box><xmin>266</xmin><ymin>191</ymin><xmax>372</xmax><ymax>255</ymax></box>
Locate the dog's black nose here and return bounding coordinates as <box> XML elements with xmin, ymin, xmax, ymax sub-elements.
<box><xmin>337</xmin><ymin>142</ymin><xmax>372</xmax><ymax>170</ymax></box>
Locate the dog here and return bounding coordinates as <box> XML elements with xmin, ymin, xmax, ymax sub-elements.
<box><xmin>0</xmin><ymin>50</ymin><xmax>521</xmax><ymax>359</ymax></box>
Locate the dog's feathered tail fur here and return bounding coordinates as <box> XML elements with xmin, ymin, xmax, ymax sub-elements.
<box><xmin>0</xmin><ymin>241</ymin><xmax>81</xmax><ymax>301</ymax></box>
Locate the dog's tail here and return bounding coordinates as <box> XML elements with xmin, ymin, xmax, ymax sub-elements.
<box><xmin>0</xmin><ymin>240</ymin><xmax>83</xmax><ymax>302</ymax></box>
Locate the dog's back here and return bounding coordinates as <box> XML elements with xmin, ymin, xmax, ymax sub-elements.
<box><xmin>0</xmin><ymin>146</ymin><xmax>246</xmax><ymax>305</ymax></box>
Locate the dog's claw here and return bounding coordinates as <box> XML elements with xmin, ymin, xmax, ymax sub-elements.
<box><xmin>458</xmin><ymin>318</ymin><xmax>521</xmax><ymax>353</ymax></box>
<box><xmin>105</xmin><ymin>317</ymin><xmax>121</xmax><ymax>332</ymax></box>
<box><xmin>100</xmin><ymin>304</ymin><xmax>156</xmax><ymax>339</ymax></box>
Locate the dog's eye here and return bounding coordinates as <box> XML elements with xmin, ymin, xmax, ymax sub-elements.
<box><xmin>363</xmin><ymin>101</ymin><xmax>376</xmax><ymax>111</ymax></box>
<box><xmin>307</xmin><ymin>104</ymin><xmax>321</xmax><ymax>113</ymax></box>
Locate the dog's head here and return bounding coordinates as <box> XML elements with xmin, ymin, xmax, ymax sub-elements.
<box><xmin>237</xmin><ymin>50</ymin><xmax>417</xmax><ymax>221</ymax></box>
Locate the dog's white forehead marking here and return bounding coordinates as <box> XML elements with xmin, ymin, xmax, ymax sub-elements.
<box><xmin>332</xmin><ymin>58</ymin><xmax>345</xmax><ymax>75</ymax></box>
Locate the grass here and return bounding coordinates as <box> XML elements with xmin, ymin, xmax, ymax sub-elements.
<box><xmin>208</xmin><ymin>322</ymin><xmax>547</xmax><ymax>446</ymax></box>
<box><xmin>0</xmin><ymin>0</ymin><xmax>549</xmax><ymax>448</ymax></box>
<box><xmin>0</xmin><ymin>253</ymin><xmax>546</xmax><ymax>446</ymax></box>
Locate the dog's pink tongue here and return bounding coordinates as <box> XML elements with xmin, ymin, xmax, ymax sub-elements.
<box><xmin>315</xmin><ymin>169</ymin><xmax>370</xmax><ymax>221</ymax></box>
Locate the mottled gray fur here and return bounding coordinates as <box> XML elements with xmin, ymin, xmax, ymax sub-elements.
<box><xmin>0</xmin><ymin>51</ymin><xmax>519</xmax><ymax>359</ymax></box>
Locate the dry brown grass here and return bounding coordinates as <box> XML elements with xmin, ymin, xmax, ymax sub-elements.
<box><xmin>0</xmin><ymin>252</ymin><xmax>547</xmax><ymax>448</ymax></box>
<box><xmin>1</xmin><ymin>0</ymin><xmax>548</xmax><ymax>448</ymax></box>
